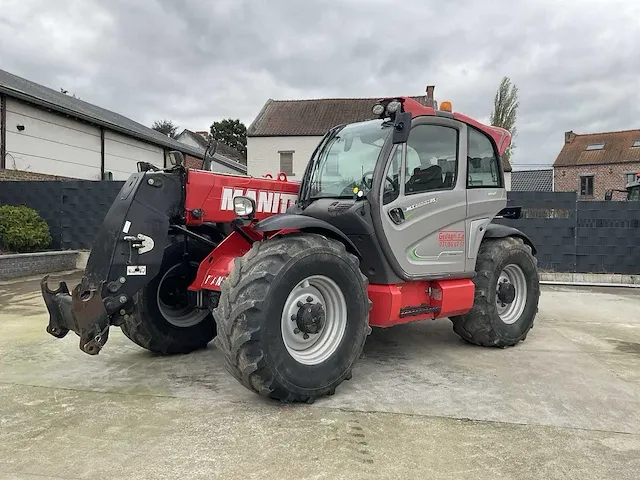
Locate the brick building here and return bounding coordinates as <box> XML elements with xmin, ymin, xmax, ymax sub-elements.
<box><xmin>553</xmin><ymin>129</ymin><xmax>640</xmax><ymax>200</ymax></box>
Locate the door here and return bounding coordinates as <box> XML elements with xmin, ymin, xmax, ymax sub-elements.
<box><xmin>465</xmin><ymin>126</ymin><xmax>508</xmax><ymax>271</ymax></box>
<box><xmin>379</xmin><ymin>117</ymin><xmax>469</xmax><ymax>278</ymax></box>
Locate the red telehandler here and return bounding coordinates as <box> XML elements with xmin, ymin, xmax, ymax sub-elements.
<box><xmin>42</xmin><ymin>97</ymin><xmax>539</xmax><ymax>403</ymax></box>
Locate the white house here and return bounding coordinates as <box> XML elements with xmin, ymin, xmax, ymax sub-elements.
<box><xmin>0</xmin><ymin>68</ymin><xmax>244</xmax><ymax>181</ymax></box>
<box><xmin>246</xmin><ymin>88</ymin><xmax>512</xmax><ymax>188</ymax></box>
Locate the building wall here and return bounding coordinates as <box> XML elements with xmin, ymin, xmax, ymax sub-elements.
<box><xmin>554</xmin><ymin>162</ymin><xmax>640</xmax><ymax>199</ymax></box>
<box><xmin>247</xmin><ymin>135</ymin><xmax>321</xmax><ymax>179</ymax></box>
<box><xmin>103</xmin><ymin>130</ymin><xmax>165</xmax><ymax>180</ymax></box>
<box><xmin>176</xmin><ymin>132</ymin><xmax>245</xmax><ymax>175</ymax></box>
<box><xmin>5</xmin><ymin>98</ymin><xmax>102</xmax><ymax>179</ymax></box>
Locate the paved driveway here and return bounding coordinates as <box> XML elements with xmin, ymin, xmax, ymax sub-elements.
<box><xmin>1</xmin><ymin>273</ymin><xmax>640</xmax><ymax>479</ymax></box>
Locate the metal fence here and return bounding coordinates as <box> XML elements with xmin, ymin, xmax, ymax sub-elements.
<box><xmin>1</xmin><ymin>182</ymin><xmax>639</xmax><ymax>274</ymax></box>
<box><xmin>497</xmin><ymin>192</ymin><xmax>640</xmax><ymax>274</ymax></box>
<box><xmin>0</xmin><ymin>180</ymin><xmax>125</xmax><ymax>250</ymax></box>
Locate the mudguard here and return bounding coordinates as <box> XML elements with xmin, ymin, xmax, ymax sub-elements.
<box><xmin>41</xmin><ymin>169</ymin><xmax>185</xmax><ymax>354</ymax></box>
<box><xmin>484</xmin><ymin>223</ymin><xmax>537</xmax><ymax>255</ymax></box>
<box><xmin>253</xmin><ymin>213</ymin><xmax>361</xmax><ymax>257</ymax></box>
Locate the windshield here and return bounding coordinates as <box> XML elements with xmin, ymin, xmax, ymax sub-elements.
<box><xmin>629</xmin><ymin>186</ymin><xmax>640</xmax><ymax>201</ymax></box>
<box><xmin>307</xmin><ymin>120</ymin><xmax>392</xmax><ymax>198</ymax></box>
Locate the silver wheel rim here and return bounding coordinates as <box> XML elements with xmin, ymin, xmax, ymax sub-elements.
<box><xmin>496</xmin><ymin>264</ymin><xmax>527</xmax><ymax>325</ymax></box>
<box><xmin>280</xmin><ymin>275</ymin><xmax>348</xmax><ymax>366</ymax></box>
<box><xmin>157</xmin><ymin>262</ymin><xmax>209</xmax><ymax>328</ymax></box>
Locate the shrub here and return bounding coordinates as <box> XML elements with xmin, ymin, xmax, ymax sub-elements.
<box><xmin>0</xmin><ymin>205</ymin><xmax>52</xmax><ymax>253</ymax></box>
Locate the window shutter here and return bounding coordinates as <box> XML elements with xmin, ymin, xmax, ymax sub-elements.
<box><xmin>279</xmin><ymin>152</ymin><xmax>293</xmax><ymax>175</ymax></box>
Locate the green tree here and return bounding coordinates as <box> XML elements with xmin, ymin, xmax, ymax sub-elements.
<box><xmin>490</xmin><ymin>76</ymin><xmax>519</xmax><ymax>166</ymax></box>
<box><xmin>210</xmin><ymin>118</ymin><xmax>247</xmax><ymax>156</ymax></box>
<box><xmin>152</xmin><ymin>119</ymin><xmax>178</xmax><ymax>138</ymax></box>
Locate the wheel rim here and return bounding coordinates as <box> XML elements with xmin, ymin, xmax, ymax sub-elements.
<box><xmin>280</xmin><ymin>275</ymin><xmax>348</xmax><ymax>366</ymax></box>
<box><xmin>157</xmin><ymin>262</ymin><xmax>209</xmax><ymax>328</ymax></box>
<box><xmin>496</xmin><ymin>264</ymin><xmax>528</xmax><ymax>325</ymax></box>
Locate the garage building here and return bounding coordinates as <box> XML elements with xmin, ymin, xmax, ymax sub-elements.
<box><xmin>0</xmin><ymin>69</ymin><xmax>246</xmax><ymax>181</ymax></box>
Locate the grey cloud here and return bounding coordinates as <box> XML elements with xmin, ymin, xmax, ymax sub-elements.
<box><xmin>1</xmin><ymin>0</ymin><xmax>639</xmax><ymax>169</ymax></box>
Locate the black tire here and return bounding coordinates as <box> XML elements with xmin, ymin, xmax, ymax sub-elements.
<box><xmin>451</xmin><ymin>236</ymin><xmax>539</xmax><ymax>348</ymax></box>
<box><xmin>213</xmin><ymin>233</ymin><xmax>371</xmax><ymax>403</ymax></box>
<box><xmin>120</xmin><ymin>241</ymin><xmax>217</xmax><ymax>354</ymax></box>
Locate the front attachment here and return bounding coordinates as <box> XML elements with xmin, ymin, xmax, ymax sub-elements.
<box><xmin>40</xmin><ymin>168</ymin><xmax>186</xmax><ymax>355</ymax></box>
<box><xmin>41</xmin><ymin>276</ymin><xmax>109</xmax><ymax>355</ymax></box>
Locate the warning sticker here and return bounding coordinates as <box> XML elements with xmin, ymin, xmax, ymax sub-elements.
<box><xmin>438</xmin><ymin>230</ymin><xmax>465</xmax><ymax>248</ymax></box>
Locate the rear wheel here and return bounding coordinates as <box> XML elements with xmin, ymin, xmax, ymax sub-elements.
<box><xmin>120</xmin><ymin>240</ymin><xmax>217</xmax><ymax>354</ymax></box>
<box><xmin>213</xmin><ymin>233</ymin><xmax>371</xmax><ymax>403</ymax></box>
<box><xmin>451</xmin><ymin>236</ymin><xmax>539</xmax><ymax>347</ymax></box>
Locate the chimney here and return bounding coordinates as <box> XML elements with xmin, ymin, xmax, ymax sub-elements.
<box><xmin>426</xmin><ymin>85</ymin><xmax>435</xmax><ymax>108</ymax></box>
<box><xmin>565</xmin><ymin>131</ymin><xmax>576</xmax><ymax>144</ymax></box>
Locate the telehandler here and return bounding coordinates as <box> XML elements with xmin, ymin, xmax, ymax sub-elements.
<box><xmin>42</xmin><ymin>96</ymin><xmax>539</xmax><ymax>403</ymax></box>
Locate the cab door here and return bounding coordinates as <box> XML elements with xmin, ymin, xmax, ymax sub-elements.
<box><xmin>465</xmin><ymin>127</ymin><xmax>508</xmax><ymax>271</ymax></box>
<box><xmin>377</xmin><ymin>117</ymin><xmax>469</xmax><ymax>278</ymax></box>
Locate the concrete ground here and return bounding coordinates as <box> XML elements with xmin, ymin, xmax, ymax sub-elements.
<box><xmin>1</xmin><ymin>273</ymin><xmax>640</xmax><ymax>480</ymax></box>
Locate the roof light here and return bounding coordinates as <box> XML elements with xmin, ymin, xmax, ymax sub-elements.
<box><xmin>372</xmin><ymin>103</ymin><xmax>385</xmax><ymax>116</ymax></box>
<box><xmin>386</xmin><ymin>100</ymin><xmax>401</xmax><ymax>114</ymax></box>
<box><xmin>439</xmin><ymin>101</ymin><xmax>452</xmax><ymax>112</ymax></box>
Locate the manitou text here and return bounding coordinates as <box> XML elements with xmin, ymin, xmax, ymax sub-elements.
<box><xmin>220</xmin><ymin>187</ymin><xmax>299</xmax><ymax>214</ymax></box>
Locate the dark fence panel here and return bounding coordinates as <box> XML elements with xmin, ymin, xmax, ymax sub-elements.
<box><xmin>499</xmin><ymin>192</ymin><xmax>577</xmax><ymax>272</ymax></box>
<box><xmin>575</xmin><ymin>201</ymin><xmax>640</xmax><ymax>274</ymax></box>
<box><xmin>501</xmin><ymin>191</ymin><xmax>640</xmax><ymax>274</ymax></box>
<box><xmin>0</xmin><ymin>180</ymin><xmax>124</xmax><ymax>250</ymax></box>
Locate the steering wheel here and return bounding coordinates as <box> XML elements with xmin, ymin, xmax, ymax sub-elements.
<box><xmin>361</xmin><ymin>170</ymin><xmax>398</xmax><ymax>192</ymax></box>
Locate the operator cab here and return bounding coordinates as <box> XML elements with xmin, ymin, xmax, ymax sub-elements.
<box><xmin>289</xmin><ymin>97</ymin><xmax>510</xmax><ymax>285</ymax></box>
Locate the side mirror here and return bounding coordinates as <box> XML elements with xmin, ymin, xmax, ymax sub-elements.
<box><xmin>604</xmin><ymin>190</ymin><xmax>613</xmax><ymax>201</ymax></box>
<box><xmin>168</xmin><ymin>151</ymin><xmax>185</xmax><ymax>167</ymax></box>
<box><xmin>392</xmin><ymin>111</ymin><xmax>411</xmax><ymax>144</ymax></box>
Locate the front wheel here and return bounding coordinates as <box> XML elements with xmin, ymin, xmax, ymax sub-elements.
<box><xmin>213</xmin><ymin>233</ymin><xmax>371</xmax><ymax>403</ymax></box>
<box><xmin>451</xmin><ymin>236</ymin><xmax>540</xmax><ymax>347</ymax></box>
<box><xmin>120</xmin><ymin>241</ymin><xmax>217</xmax><ymax>354</ymax></box>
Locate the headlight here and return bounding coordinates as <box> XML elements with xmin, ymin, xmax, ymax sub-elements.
<box><xmin>233</xmin><ymin>196</ymin><xmax>255</xmax><ymax>217</ymax></box>
<box><xmin>372</xmin><ymin>103</ymin><xmax>385</xmax><ymax>116</ymax></box>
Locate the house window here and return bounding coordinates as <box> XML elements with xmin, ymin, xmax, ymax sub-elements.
<box><xmin>279</xmin><ymin>151</ymin><xmax>294</xmax><ymax>175</ymax></box>
<box><xmin>585</xmin><ymin>143</ymin><xmax>604</xmax><ymax>151</ymax></box>
<box><xmin>633</xmin><ymin>140</ymin><xmax>640</xmax><ymax>148</ymax></box>
<box><xmin>580</xmin><ymin>175</ymin><xmax>594</xmax><ymax>196</ymax></box>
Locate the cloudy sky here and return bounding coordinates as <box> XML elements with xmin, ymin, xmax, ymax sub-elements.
<box><xmin>1</xmin><ymin>0</ymin><xmax>639</xmax><ymax>170</ymax></box>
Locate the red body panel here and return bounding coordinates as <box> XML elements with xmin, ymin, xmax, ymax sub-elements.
<box><xmin>184</xmin><ymin>170</ymin><xmax>301</xmax><ymax>225</ymax></box>
<box><xmin>367</xmin><ymin>279</ymin><xmax>475</xmax><ymax>327</ymax></box>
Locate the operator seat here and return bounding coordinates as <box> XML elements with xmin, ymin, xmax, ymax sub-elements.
<box><xmin>407</xmin><ymin>164</ymin><xmax>444</xmax><ymax>193</ymax></box>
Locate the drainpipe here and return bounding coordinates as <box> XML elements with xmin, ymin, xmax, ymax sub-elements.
<box><xmin>100</xmin><ymin>127</ymin><xmax>105</xmax><ymax>179</ymax></box>
<box><xmin>0</xmin><ymin>93</ymin><xmax>6</xmax><ymax>169</ymax></box>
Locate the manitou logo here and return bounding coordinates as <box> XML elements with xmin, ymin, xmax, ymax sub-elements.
<box><xmin>220</xmin><ymin>187</ymin><xmax>298</xmax><ymax>214</ymax></box>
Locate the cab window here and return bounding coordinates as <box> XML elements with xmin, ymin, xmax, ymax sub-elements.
<box><xmin>404</xmin><ymin>125</ymin><xmax>458</xmax><ymax>195</ymax></box>
<box><xmin>382</xmin><ymin>146</ymin><xmax>402</xmax><ymax>205</ymax></box>
<box><xmin>467</xmin><ymin>128</ymin><xmax>502</xmax><ymax>188</ymax></box>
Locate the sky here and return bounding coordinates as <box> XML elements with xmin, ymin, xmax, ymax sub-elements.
<box><xmin>1</xmin><ymin>0</ymin><xmax>639</xmax><ymax>170</ymax></box>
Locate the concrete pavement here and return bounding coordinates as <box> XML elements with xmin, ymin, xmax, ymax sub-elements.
<box><xmin>1</xmin><ymin>273</ymin><xmax>640</xmax><ymax>479</ymax></box>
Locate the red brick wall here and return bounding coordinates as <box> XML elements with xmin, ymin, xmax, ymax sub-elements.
<box><xmin>554</xmin><ymin>162</ymin><xmax>640</xmax><ymax>200</ymax></box>
<box><xmin>0</xmin><ymin>169</ymin><xmax>72</xmax><ymax>181</ymax></box>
